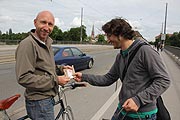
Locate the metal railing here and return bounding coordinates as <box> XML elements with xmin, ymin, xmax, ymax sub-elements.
<box><xmin>0</xmin><ymin>39</ymin><xmax>109</xmax><ymax>45</ymax></box>
<box><xmin>164</xmin><ymin>46</ymin><xmax>180</xmax><ymax>58</ymax></box>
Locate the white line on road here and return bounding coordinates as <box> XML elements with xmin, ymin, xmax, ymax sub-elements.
<box><xmin>90</xmin><ymin>86</ymin><xmax>121</xmax><ymax>120</ymax></box>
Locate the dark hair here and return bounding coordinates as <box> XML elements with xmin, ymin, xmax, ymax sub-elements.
<box><xmin>102</xmin><ymin>18</ymin><xmax>135</xmax><ymax>39</ymax></box>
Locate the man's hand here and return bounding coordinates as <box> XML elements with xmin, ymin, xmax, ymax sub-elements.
<box><xmin>62</xmin><ymin>65</ymin><xmax>73</xmax><ymax>70</ymax></box>
<box><xmin>57</xmin><ymin>76</ymin><xmax>70</xmax><ymax>86</ymax></box>
<box><xmin>122</xmin><ymin>98</ymin><xmax>139</xmax><ymax>112</ymax></box>
<box><xmin>73</xmin><ymin>72</ymin><xmax>82</xmax><ymax>82</ymax></box>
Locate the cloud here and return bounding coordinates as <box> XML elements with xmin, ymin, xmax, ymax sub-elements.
<box><xmin>94</xmin><ymin>20</ymin><xmax>106</xmax><ymax>34</ymax></box>
<box><xmin>55</xmin><ymin>18</ymin><xmax>64</xmax><ymax>27</ymax></box>
<box><xmin>70</xmin><ymin>17</ymin><xmax>85</xmax><ymax>27</ymax></box>
<box><xmin>129</xmin><ymin>20</ymin><xmax>143</xmax><ymax>32</ymax></box>
<box><xmin>95</xmin><ymin>20</ymin><xmax>105</xmax><ymax>27</ymax></box>
<box><xmin>0</xmin><ymin>15</ymin><xmax>14</xmax><ymax>23</ymax></box>
<box><xmin>167</xmin><ymin>24</ymin><xmax>180</xmax><ymax>33</ymax></box>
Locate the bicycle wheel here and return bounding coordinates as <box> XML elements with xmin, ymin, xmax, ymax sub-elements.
<box><xmin>62</xmin><ymin>106</ymin><xmax>74</xmax><ymax>120</ymax></box>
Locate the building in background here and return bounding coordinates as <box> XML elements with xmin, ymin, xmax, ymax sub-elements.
<box><xmin>90</xmin><ymin>24</ymin><xmax>97</xmax><ymax>43</ymax></box>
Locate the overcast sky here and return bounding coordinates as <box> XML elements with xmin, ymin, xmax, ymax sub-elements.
<box><xmin>0</xmin><ymin>0</ymin><xmax>180</xmax><ymax>41</ymax></box>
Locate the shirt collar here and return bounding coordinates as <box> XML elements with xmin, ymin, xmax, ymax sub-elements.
<box><xmin>32</xmin><ymin>33</ymin><xmax>46</xmax><ymax>45</ymax></box>
<box><xmin>30</xmin><ymin>29</ymin><xmax>53</xmax><ymax>47</ymax></box>
<box><xmin>121</xmin><ymin>40</ymin><xmax>135</xmax><ymax>57</ymax></box>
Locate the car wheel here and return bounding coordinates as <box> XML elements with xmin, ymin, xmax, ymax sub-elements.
<box><xmin>88</xmin><ymin>59</ymin><xmax>93</xmax><ymax>69</ymax></box>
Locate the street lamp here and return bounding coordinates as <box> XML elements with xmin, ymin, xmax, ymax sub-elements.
<box><xmin>161</xmin><ymin>3</ymin><xmax>168</xmax><ymax>45</ymax></box>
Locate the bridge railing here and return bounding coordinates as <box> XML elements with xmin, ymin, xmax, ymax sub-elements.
<box><xmin>164</xmin><ymin>46</ymin><xmax>180</xmax><ymax>58</ymax></box>
<box><xmin>164</xmin><ymin>45</ymin><xmax>180</xmax><ymax>66</ymax></box>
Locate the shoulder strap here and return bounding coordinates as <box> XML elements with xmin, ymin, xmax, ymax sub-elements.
<box><xmin>122</xmin><ymin>42</ymin><xmax>148</xmax><ymax>81</ymax></box>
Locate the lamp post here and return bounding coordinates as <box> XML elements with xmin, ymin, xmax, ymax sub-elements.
<box><xmin>80</xmin><ymin>7</ymin><xmax>83</xmax><ymax>43</ymax></box>
<box><xmin>161</xmin><ymin>3</ymin><xmax>168</xmax><ymax>45</ymax></box>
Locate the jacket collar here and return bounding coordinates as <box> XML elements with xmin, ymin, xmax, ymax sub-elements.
<box><xmin>30</xmin><ymin>29</ymin><xmax>53</xmax><ymax>47</ymax></box>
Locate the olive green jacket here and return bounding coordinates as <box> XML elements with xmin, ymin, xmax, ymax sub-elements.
<box><xmin>15</xmin><ymin>31</ymin><xmax>59</xmax><ymax>100</ymax></box>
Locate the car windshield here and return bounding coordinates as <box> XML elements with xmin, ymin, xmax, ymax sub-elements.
<box><xmin>71</xmin><ymin>48</ymin><xmax>83</xmax><ymax>56</ymax></box>
<box><xmin>52</xmin><ymin>47</ymin><xmax>60</xmax><ymax>55</ymax></box>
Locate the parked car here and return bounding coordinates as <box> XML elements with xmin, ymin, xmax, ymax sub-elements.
<box><xmin>52</xmin><ymin>46</ymin><xmax>94</xmax><ymax>71</ymax></box>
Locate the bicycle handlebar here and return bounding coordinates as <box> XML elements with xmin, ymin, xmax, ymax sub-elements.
<box><xmin>62</xmin><ymin>82</ymin><xmax>86</xmax><ymax>89</ymax></box>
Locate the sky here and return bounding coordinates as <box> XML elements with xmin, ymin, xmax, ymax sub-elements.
<box><xmin>0</xmin><ymin>0</ymin><xmax>180</xmax><ymax>41</ymax></box>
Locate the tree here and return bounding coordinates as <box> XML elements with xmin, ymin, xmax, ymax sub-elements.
<box><xmin>165</xmin><ymin>32</ymin><xmax>180</xmax><ymax>47</ymax></box>
<box><xmin>66</xmin><ymin>25</ymin><xmax>87</xmax><ymax>41</ymax></box>
<box><xmin>68</xmin><ymin>27</ymin><xmax>81</xmax><ymax>41</ymax></box>
<box><xmin>50</xmin><ymin>26</ymin><xmax>63</xmax><ymax>41</ymax></box>
<box><xmin>62</xmin><ymin>31</ymin><xmax>70</xmax><ymax>41</ymax></box>
<box><xmin>97</xmin><ymin>34</ymin><xmax>105</xmax><ymax>42</ymax></box>
<box><xmin>0</xmin><ymin>25</ymin><xmax>89</xmax><ymax>44</ymax></box>
<box><xmin>8</xmin><ymin>28</ymin><xmax>13</xmax><ymax>40</ymax></box>
<box><xmin>81</xmin><ymin>25</ymin><xmax>87</xmax><ymax>41</ymax></box>
<box><xmin>9</xmin><ymin>28</ymin><xmax>13</xmax><ymax>35</ymax></box>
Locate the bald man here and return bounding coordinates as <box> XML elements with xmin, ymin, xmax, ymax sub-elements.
<box><xmin>15</xmin><ymin>11</ymin><xmax>70</xmax><ymax>120</ymax></box>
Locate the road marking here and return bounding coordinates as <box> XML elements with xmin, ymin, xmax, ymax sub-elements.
<box><xmin>0</xmin><ymin>60</ymin><xmax>15</xmax><ymax>64</ymax></box>
<box><xmin>90</xmin><ymin>85</ymin><xmax>121</xmax><ymax>120</ymax></box>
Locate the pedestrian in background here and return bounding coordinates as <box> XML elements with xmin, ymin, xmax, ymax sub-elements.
<box><xmin>157</xmin><ymin>41</ymin><xmax>161</xmax><ymax>52</ymax></box>
<box><xmin>74</xmin><ymin>18</ymin><xmax>170</xmax><ymax>120</ymax></box>
<box><xmin>15</xmin><ymin>11</ymin><xmax>71</xmax><ymax>120</ymax></box>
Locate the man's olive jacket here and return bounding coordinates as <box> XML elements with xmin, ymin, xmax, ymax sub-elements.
<box><xmin>15</xmin><ymin>31</ymin><xmax>59</xmax><ymax>100</ymax></box>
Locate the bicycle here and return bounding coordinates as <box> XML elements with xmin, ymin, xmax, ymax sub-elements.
<box><xmin>0</xmin><ymin>82</ymin><xmax>86</xmax><ymax>120</ymax></box>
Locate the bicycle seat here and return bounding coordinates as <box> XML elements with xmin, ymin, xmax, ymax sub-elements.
<box><xmin>0</xmin><ymin>94</ymin><xmax>21</xmax><ymax>110</ymax></box>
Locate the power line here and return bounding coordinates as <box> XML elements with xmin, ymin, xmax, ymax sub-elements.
<box><xmin>75</xmin><ymin>0</ymin><xmax>108</xmax><ymax>17</ymax></box>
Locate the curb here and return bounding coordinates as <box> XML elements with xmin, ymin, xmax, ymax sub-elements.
<box><xmin>164</xmin><ymin>49</ymin><xmax>180</xmax><ymax>66</ymax></box>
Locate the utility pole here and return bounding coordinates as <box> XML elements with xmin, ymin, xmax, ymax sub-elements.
<box><xmin>160</xmin><ymin>22</ymin><xmax>164</xmax><ymax>40</ymax></box>
<box><xmin>161</xmin><ymin>3</ymin><xmax>168</xmax><ymax>44</ymax></box>
<box><xmin>161</xmin><ymin>23</ymin><xmax>164</xmax><ymax>34</ymax></box>
<box><xmin>164</xmin><ymin>3</ymin><xmax>168</xmax><ymax>35</ymax></box>
<box><xmin>80</xmin><ymin>7</ymin><xmax>83</xmax><ymax>42</ymax></box>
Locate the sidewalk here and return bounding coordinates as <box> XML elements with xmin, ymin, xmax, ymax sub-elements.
<box><xmin>161</xmin><ymin>51</ymin><xmax>180</xmax><ymax>120</ymax></box>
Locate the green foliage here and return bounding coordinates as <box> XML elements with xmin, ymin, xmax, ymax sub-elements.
<box><xmin>0</xmin><ymin>25</ymin><xmax>88</xmax><ymax>44</ymax></box>
<box><xmin>154</xmin><ymin>32</ymin><xmax>180</xmax><ymax>48</ymax></box>
<box><xmin>165</xmin><ymin>32</ymin><xmax>180</xmax><ymax>47</ymax></box>
<box><xmin>62</xmin><ymin>31</ymin><xmax>69</xmax><ymax>41</ymax></box>
<box><xmin>68</xmin><ymin>26</ymin><xmax>87</xmax><ymax>41</ymax></box>
<box><xmin>50</xmin><ymin>26</ymin><xmax>63</xmax><ymax>41</ymax></box>
<box><xmin>97</xmin><ymin>34</ymin><xmax>105</xmax><ymax>42</ymax></box>
<box><xmin>9</xmin><ymin>28</ymin><xmax>12</xmax><ymax>35</ymax></box>
<box><xmin>148</xmin><ymin>41</ymin><xmax>154</xmax><ymax>45</ymax></box>
<box><xmin>69</xmin><ymin>27</ymin><xmax>81</xmax><ymax>41</ymax></box>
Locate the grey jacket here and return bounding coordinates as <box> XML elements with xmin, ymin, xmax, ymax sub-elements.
<box><xmin>82</xmin><ymin>40</ymin><xmax>170</xmax><ymax>112</ymax></box>
<box><xmin>15</xmin><ymin>30</ymin><xmax>59</xmax><ymax>100</ymax></box>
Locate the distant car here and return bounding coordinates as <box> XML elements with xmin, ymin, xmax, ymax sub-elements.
<box><xmin>52</xmin><ymin>46</ymin><xmax>94</xmax><ymax>71</ymax></box>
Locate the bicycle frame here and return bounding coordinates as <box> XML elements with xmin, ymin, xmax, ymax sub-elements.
<box><xmin>17</xmin><ymin>91</ymin><xmax>66</xmax><ymax>120</ymax></box>
<box><xmin>1</xmin><ymin>82</ymin><xmax>85</xmax><ymax>120</ymax></box>
<box><xmin>54</xmin><ymin>90</ymin><xmax>67</xmax><ymax>120</ymax></box>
